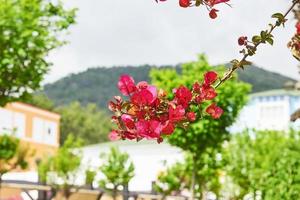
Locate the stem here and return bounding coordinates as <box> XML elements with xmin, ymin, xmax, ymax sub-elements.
<box><xmin>214</xmin><ymin>0</ymin><xmax>300</xmax><ymax>89</ymax></box>
<box><xmin>190</xmin><ymin>156</ymin><xmax>196</xmax><ymax>200</ymax></box>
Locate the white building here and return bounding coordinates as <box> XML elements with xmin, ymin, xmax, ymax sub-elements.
<box><xmin>82</xmin><ymin>140</ymin><xmax>184</xmax><ymax>191</ymax></box>
<box><xmin>230</xmin><ymin>89</ymin><xmax>300</xmax><ymax>132</ymax></box>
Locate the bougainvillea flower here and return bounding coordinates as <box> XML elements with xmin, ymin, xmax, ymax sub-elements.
<box><xmin>123</xmin><ymin>131</ymin><xmax>136</xmax><ymax>140</ymax></box>
<box><xmin>137</xmin><ymin>81</ymin><xmax>148</xmax><ymax>89</ymax></box>
<box><xmin>109</xmin><ymin>130</ymin><xmax>120</xmax><ymax>141</ymax></box>
<box><xmin>121</xmin><ymin>114</ymin><xmax>135</xmax><ymax>130</ymax></box>
<box><xmin>206</xmin><ymin>103</ymin><xmax>223</xmax><ymax>119</ymax></box>
<box><xmin>109</xmin><ymin>73</ymin><xmax>223</xmax><ymax>143</ymax></box>
<box><xmin>296</xmin><ymin>22</ymin><xmax>300</xmax><ymax>35</ymax></box>
<box><xmin>136</xmin><ymin>119</ymin><xmax>162</xmax><ymax>139</ymax></box>
<box><xmin>201</xmin><ymin>86</ymin><xmax>217</xmax><ymax>100</ymax></box>
<box><xmin>169</xmin><ymin>105</ymin><xmax>185</xmax><ymax>122</ymax></box>
<box><xmin>179</xmin><ymin>0</ymin><xmax>191</xmax><ymax>8</ymax></box>
<box><xmin>209</xmin><ymin>9</ymin><xmax>218</xmax><ymax>19</ymax></box>
<box><xmin>131</xmin><ymin>86</ymin><xmax>157</xmax><ymax>106</ymax></box>
<box><xmin>161</xmin><ymin>121</ymin><xmax>175</xmax><ymax>135</ymax></box>
<box><xmin>204</xmin><ymin>71</ymin><xmax>218</xmax><ymax>85</ymax></box>
<box><xmin>118</xmin><ymin>75</ymin><xmax>136</xmax><ymax>96</ymax></box>
<box><xmin>175</xmin><ymin>86</ymin><xmax>193</xmax><ymax>108</ymax></box>
<box><xmin>187</xmin><ymin>112</ymin><xmax>196</xmax><ymax>121</ymax></box>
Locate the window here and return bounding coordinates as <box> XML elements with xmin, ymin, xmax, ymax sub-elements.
<box><xmin>33</xmin><ymin>117</ymin><xmax>57</xmax><ymax>145</ymax></box>
<box><xmin>0</xmin><ymin>108</ymin><xmax>13</xmax><ymax>134</ymax></box>
<box><xmin>0</xmin><ymin>108</ymin><xmax>25</xmax><ymax>137</ymax></box>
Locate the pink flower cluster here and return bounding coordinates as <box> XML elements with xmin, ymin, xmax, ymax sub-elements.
<box><xmin>155</xmin><ymin>0</ymin><xmax>230</xmax><ymax>19</ymax></box>
<box><xmin>108</xmin><ymin>72</ymin><xmax>223</xmax><ymax>143</ymax></box>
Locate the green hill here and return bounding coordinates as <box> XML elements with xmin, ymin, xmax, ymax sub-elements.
<box><xmin>44</xmin><ymin>65</ymin><xmax>295</xmax><ymax>109</ymax></box>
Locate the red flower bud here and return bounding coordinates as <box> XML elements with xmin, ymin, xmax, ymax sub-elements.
<box><xmin>238</xmin><ymin>36</ymin><xmax>248</xmax><ymax>46</ymax></box>
<box><xmin>209</xmin><ymin>9</ymin><xmax>218</xmax><ymax>19</ymax></box>
<box><xmin>179</xmin><ymin>0</ymin><xmax>191</xmax><ymax>8</ymax></box>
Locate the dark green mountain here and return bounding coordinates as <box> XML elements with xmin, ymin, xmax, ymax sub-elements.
<box><xmin>44</xmin><ymin>65</ymin><xmax>295</xmax><ymax>109</ymax></box>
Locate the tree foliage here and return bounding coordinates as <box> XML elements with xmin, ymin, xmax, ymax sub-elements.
<box><xmin>154</xmin><ymin>151</ymin><xmax>223</xmax><ymax>198</ymax></box>
<box><xmin>99</xmin><ymin>147</ymin><xmax>135</xmax><ymax>200</ymax></box>
<box><xmin>55</xmin><ymin>102</ymin><xmax>112</xmax><ymax>145</ymax></box>
<box><xmin>224</xmin><ymin>130</ymin><xmax>300</xmax><ymax>200</ymax></box>
<box><xmin>0</xmin><ymin>0</ymin><xmax>76</xmax><ymax>106</ymax></box>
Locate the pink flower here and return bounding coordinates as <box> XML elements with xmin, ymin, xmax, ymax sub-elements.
<box><xmin>169</xmin><ymin>105</ymin><xmax>185</xmax><ymax>122</ymax></box>
<box><xmin>193</xmin><ymin>82</ymin><xmax>201</xmax><ymax>93</ymax></box>
<box><xmin>161</xmin><ymin>121</ymin><xmax>175</xmax><ymax>135</ymax></box>
<box><xmin>109</xmin><ymin>131</ymin><xmax>120</xmax><ymax>141</ymax></box>
<box><xmin>186</xmin><ymin>112</ymin><xmax>196</xmax><ymax>121</ymax></box>
<box><xmin>175</xmin><ymin>86</ymin><xmax>192</xmax><ymax>108</ymax></box>
<box><xmin>123</xmin><ymin>131</ymin><xmax>136</xmax><ymax>140</ymax></box>
<box><xmin>121</xmin><ymin>114</ymin><xmax>135</xmax><ymax>129</ymax></box>
<box><xmin>136</xmin><ymin>119</ymin><xmax>162</xmax><ymax>139</ymax></box>
<box><xmin>131</xmin><ymin>85</ymin><xmax>158</xmax><ymax>106</ymax></box>
<box><xmin>206</xmin><ymin>103</ymin><xmax>223</xmax><ymax>119</ymax></box>
<box><xmin>137</xmin><ymin>81</ymin><xmax>148</xmax><ymax>89</ymax></box>
<box><xmin>118</xmin><ymin>75</ymin><xmax>137</xmax><ymax>96</ymax></box>
<box><xmin>201</xmin><ymin>86</ymin><xmax>217</xmax><ymax>100</ymax></box>
<box><xmin>204</xmin><ymin>71</ymin><xmax>218</xmax><ymax>85</ymax></box>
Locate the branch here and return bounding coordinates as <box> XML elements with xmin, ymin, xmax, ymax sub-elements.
<box><xmin>214</xmin><ymin>0</ymin><xmax>300</xmax><ymax>89</ymax></box>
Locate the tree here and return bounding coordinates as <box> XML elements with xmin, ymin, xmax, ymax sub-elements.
<box><xmin>154</xmin><ymin>151</ymin><xmax>223</xmax><ymax>199</ymax></box>
<box><xmin>0</xmin><ymin>134</ymin><xmax>31</xmax><ymax>185</ymax></box>
<box><xmin>55</xmin><ymin>101</ymin><xmax>112</xmax><ymax>145</ymax></box>
<box><xmin>38</xmin><ymin>135</ymin><xmax>83</xmax><ymax>200</ymax></box>
<box><xmin>224</xmin><ymin>130</ymin><xmax>300</xmax><ymax>200</ymax></box>
<box><xmin>99</xmin><ymin>147</ymin><xmax>135</xmax><ymax>200</ymax></box>
<box><xmin>0</xmin><ymin>0</ymin><xmax>76</xmax><ymax>106</ymax></box>
<box><xmin>25</xmin><ymin>93</ymin><xmax>55</xmax><ymax>111</ymax></box>
<box><xmin>153</xmin><ymin>156</ymin><xmax>191</xmax><ymax>198</ymax></box>
<box><xmin>150</xmin><ymin>55</ymin><xmax>250</xmax><ymax>198</ymax></box>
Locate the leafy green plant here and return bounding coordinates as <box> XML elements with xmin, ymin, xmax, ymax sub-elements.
<box><xmin>153</xmin><ymin>158</ymin><xmax>190</xmax><ymax>198</ymax></box>
<box><xmin>0</xmin><ymin>0</ymin><xmax>76</xmax><ymax>106</ymax></box>
<box><xmin>85</xmin><ymin>168</ymin><xmax>97</xmax><ymax>188</ymax></box>
<box><xmin>0</xmin><ymin>134</ymin><xmax>31</xmax><ymax>184</ymax></box>
<box><xmin>99</xmin><ymin>147</ymin><xmax>135</xmax><ymax>200</ymax></box>
<box><xmin>38</xmin><ymin>135</ymin><xmax>83</xmax><ymax>199</ymax></box>
<box><xmin>224</xmin><ymin>130</ymin><xmax>300</xmax><ymax>200</ymax></box>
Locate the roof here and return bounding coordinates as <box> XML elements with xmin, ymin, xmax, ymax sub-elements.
<box><xmin>9</xmin><ymin>102</ymin><xmax>60</xmax><ymax>119</ymax></box>
<box><xmin>250</xmin><ymin>89</ymin><xmax>300</xmax><ymax>98</ymax></box>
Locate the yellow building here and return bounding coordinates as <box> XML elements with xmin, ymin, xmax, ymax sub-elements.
<box><xmin>0</xmin><ymin>102</ymin><xmax>60</xmax><ymax>169</ymax></box>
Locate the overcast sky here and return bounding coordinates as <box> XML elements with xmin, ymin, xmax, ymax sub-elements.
<box><xmin>45</xmin><ymin>0</ymin><xmax>299</xmax><ymax>83</ymax></box>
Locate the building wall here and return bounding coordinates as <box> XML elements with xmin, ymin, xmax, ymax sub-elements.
<box><xmin>0</xmin><ymin>102</ymin><xmax>60</xmax><ymax>170</ymax></box>
<box><xmin>231</xmin><ymin>92</ymin><xmax>300</xmax><ymax>133</ymax></box>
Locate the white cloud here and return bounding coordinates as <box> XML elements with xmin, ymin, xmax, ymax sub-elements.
<box><xmin>45</xmin><ymin>0</ymin><xmax>299</xmax><ymax>83</ymax></box>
